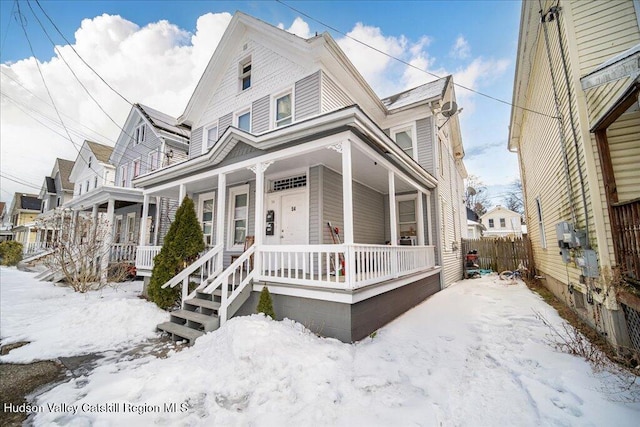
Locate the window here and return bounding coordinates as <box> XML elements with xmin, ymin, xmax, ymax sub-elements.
<box><xmin>488</xmin><ymin>218</ymin><xmax>494</xmax><ymax>228</ymax></box>
<box><xmin>199</xmin><ymin>192</ymin><xmax>216</xmax><ymax>246</ymax></box>
<box><xmin>56</xmin><ymin>197</ymin><xmax>61</xmax><ymax>207</ymax></box>
<box><xmin>204</xmin><ymin>124</ymin><xmax>218</xmax><ymax>151</ymax></box>
<box><xmin>132</xmin><ymin>159</ymin><xmax>141</xmax><ymax>178</ymax></box>
<box><xmin>275</xmin><ymin>93</ymin><xmax>292</xmax><ymax>127</ymax></box>
<box><xmin>114</xmin><ymin>216</ymin><xmax>123</xmax><ymax>243</ymax></box>
<box><xmin>77</xmin><ymin>184</ymin><xmax>81</xmax><ymax>196</ymax></box>
<box><xmin>536</xmin><ymin>197</ymin><xmax>547</xmax><ymax>248</ymax></box>
<box><xmin>94</xmin><ymin>176</ymin><xmax>98</xmax><ymax>189</ymax></box>
<box><xmin>391</xmin><ymin>124</ymin><xmax>417</xmax><ymax>159</ymax></box>
<box><xmin>148</xmin><ymin>150</ymin><xmax>160</xmax><ymax>171</ymax></box>
<box><xmin>228</xmin><ymin>185</ymin><xmax>249</xmax><ymax>249</ymax></box>
<box><xmin>397</xmin><ymin>196</ymin><xmax>417</xmax><ymax>241</ymax></box>
<box><xmin>119</xmin><ymin>165</ymin><xmax>128</xmax><ymax>187</ymax></box>
<box><xmin>239</xmin><ymin>57</ymin><xmax>251</xmax><ymax>91</ymax></box>
<box><xmin>126</xmin><ymin>213</ymin><xmax>136</xmax><ymax>243</ymax></box>
<box><xmin>88</xmin><ymin>156</ymin><xmax>92</xmax><ymax>168</ymax></box>
<box><xmin>134</xmin><ymin>123</ymin><xmax>146</xmax><ymax>145</ymax></box>
<box><xmin>85</xmin><ymin>180</ymin><xmax>90</xmax><ymax>193</ymax></box>
<box><xmin>237</xmin><ymin>110</ymin><xmax>251</xmax><ymax>132</ymax></box>
<box><xmin>500</xmin><ymin>218</ymin><xmax>506</xmax><ymax>228</ymax></box>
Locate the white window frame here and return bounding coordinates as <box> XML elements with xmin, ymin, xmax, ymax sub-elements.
<box><xmin>134</xmin><ymin>122</ymin><xmax>146</xmax><ymax>145</ymax></box>
<box><xmin>235</xmin><ymin>108</ymin><xmax>252</xmax><ymax>133</ymax></box>
<box><xmin>227</xmin><ymin>184</ymin><xmax>250</xmax><ymax>251</ymax></box>
<box><xmin>148</xmin><ymin>150</ymin><xmax>160</xmax><ymax>172</ymax></box>
<box><xmin>488</xmin><ymin>218</ymin><xmax>495</xmax><ymax>228</ymax></box>
<box><xmin>132</xmin><ymin>158</ymin><xmax>141</xmax><ymax>178</ymax></box>
<box><xmin>396</xmin><ymin>194</ymin><xmax>418</xmax><ymax>245</ymax></box>
<box><xmin>119</xmin><ymin>164</ymin><xmax>128</xmax><ymax>187</ymax></box>
<box><xmin>198</xmin><ymin>191</ymin><xmax>216</xmax><ymax>247</ymax></box>
<box><xmin>239</xmin><ymin>56</ymin><xmax>252</xmax><ymax>91</ymax></box>
<box><xmin>390</xmin><ymin>123</ymin><xmax>418</xmax><ymax>160</ymax></box>
<box><xmin>202</xmin><ymin>122</ymin><xmax>219</xmax><ymax>154</ymax></box>
<box><xmin>536</xmin><ymin>196</ymin><xmax>547</xmax><ymax>249</ymax></box>
<box><xmin>126</xmin><ymin>212</ymin><xmax>136</xmax><ymax>243</ymax></box>
<box><xmin>272</xmin><ymin>89</ymin><xmax>294</xmax><ymax>129</ymax></box>
<box><xmin>500</xmin><ymin>218</ymin><xmax>506</xmax><ymax>228</ymax></box>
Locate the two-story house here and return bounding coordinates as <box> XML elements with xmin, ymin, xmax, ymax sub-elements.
<box><xmin>509</xmin><ymin>0</ymin><xmax>640</xmax><ymax>350</ymax></box>
<box><xmin>134</xmin><ymin>12</ymin><xmax>468</xmax><ymax>343</ymax></box>
<box><xmin>8</xmin><ymin>193</ymin><xmax>41</xmax><ymax>253</ymax></box>
<box><xmin>480</xmin><ymin>205</ymin><xmax>523</xmax><ymax>238</ymax></box>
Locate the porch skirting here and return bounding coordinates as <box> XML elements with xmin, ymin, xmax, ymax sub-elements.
<box><xmin>234</xmin><ymin>271</ymin><xmax>441</xmax><ymax>342</ymax></box>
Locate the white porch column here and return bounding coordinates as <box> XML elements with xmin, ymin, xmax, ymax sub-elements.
<box><xmin>100</xmin><ymin>198</ymin><xmax>115</xmax><ymax>284</ymax></box>
<box><xmin>139</xmin><ymin>194</ymin><xmax>150</xmax><ymax>246</ymax></box>
<box><xmin>254</xmin><ymin>162</ymin><xmax>265</xmax><ymax>276</ymax></box>
<box><xmin>178</xmin><ymin>184</ymin><xmax>186</xmax><ymax>203</ymax></box>
<box><xmin>91</xmin><ymin>204</ymin><xmax>99</xmax><ymax>242</ymax></box>
<box><xmin>216</xmin><ymin>173</ymin><xmax>227</xmax><ymax>253</ymax></box>
<box><xmin>417</xmin><ymin>192</ymin><xmax>425</xmax><ymax>246</ymax></box>
<box><xmin>388</xmin><ymin>171</ymin><xmax>397</xmax><ymax>245</ymax></box>
<box><xmin>341</xmin><ymin>140</ymin><xmax>354</xmax><ymax>245</ymax></box>
<box><xmin>154</xmin><ymin>197</ymin><xmax>161</xmax><ymax>246</ymax></box>
<box><xmin>426</xmin><ymin>193</ymin><xmax>433</xmax><ymax>246</ymax></box>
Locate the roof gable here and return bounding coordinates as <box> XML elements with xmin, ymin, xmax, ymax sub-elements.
<box><xmin>56</xmin><ymin>158</ymin><xmax>75</xmax><ymax>191</ymax></box>
<box><xmin>86</xmin><ymin>141</ymin><xmax>114</xmax><ymax>163</ymax></box>
<box><xmin>480</xmin><ymin>205</ymin><xmax>522</xmax><ymax>220</ymax></box>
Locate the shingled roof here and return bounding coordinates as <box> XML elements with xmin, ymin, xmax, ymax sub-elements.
<box><xmin>381</xmin><ymin>76</ymin><xmax>450</xmax><ymax>111</ymax></box>
<box><xmin>137</xmin><ymin>104</ymin><xmax>191</xmax><ymax>139</ymax></box>
<box><xmin>56</xmin><ymin>158</ymin><xmax>75</xmax><ymax>191</ymax></box>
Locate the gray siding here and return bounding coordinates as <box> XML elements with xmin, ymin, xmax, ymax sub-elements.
<box><xmin>190</xmin><ymin>127</ymin><xmax>203</xmax><ymax>158</ymax></box>
<box><xmin>309</xmin><ymin>166</ymin><xmax>321</xmax><ymax>245</ymax></box>
<box><xmin>322</xmin><ymin>167</ymin><xmax>343</xmax><ymax>244</ymax></box>
<box><xmin>219</xmin><ymin>112</ymin><xmax>233</xmax><ymax>136</ymax></box>
<box><xmin>115</xmin><ymin>123</ymin><xmax>164</xmax><ymax>186</ymax></box>
<box><xmin>158</xmin><ymin>197</ymin><xmax>178</xmax><ymax>246</ymax></box>
<box><xmin>252</xmin><ymin>96</ymin><xmax>270</xmax><ymax>134</ymax></box>
<box><xmin>295</xmin><ymin>71</ymin><xmax>321</xmax><ymax>121</ymax></box>
<box><xmin>321</xmin><ymin>72</ymin><xmax>353</xmax><ymax>113</ymax></box>
<box><xmin>416</xmin><ymin>117</ymin><xmax>434</xmax><ymax>175</ymax></box>
<box><xmin>217</xmin><ymin>142</ymin><xmax>263</xmax><ymax>168</ymax></box>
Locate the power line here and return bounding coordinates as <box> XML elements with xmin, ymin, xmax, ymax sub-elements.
<box><xmin>1</xmin><ymin>0</ymin><xmax>17</xmax><ymax>58</ymax></box>
<box><xmin>275</xmin><ymin>0</ymin><xmax>558</xmax><ymax>120</ymax></box>
<box><xmin>0</xmin><ymin>173</ymin><xmax>43</xmax><ymax>191</ymax></box>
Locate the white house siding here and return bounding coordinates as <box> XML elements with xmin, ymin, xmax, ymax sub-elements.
<box><xmin>114</xmin><ymin>123</ymin><xmax>165</xmax><ymax>187</ymax></box>
<box><xmin>295</xmin><ymin>71</ymin><xmax>321</xmax><ymax>120</ymax></box>
<box><xmin>198</xmin><ymin>38</ymin><xmax>312</xmax><ymax>134</ymax></box>
<box><xmin>73</xmin><ymin>144</ymin><xmax>112</xmax><ymax>195</ymax></box>
<box><xmin>321</xmin><ymin>72</ymin><xmax>353</xmax><ymax>113</ymax></box>
<box><xmin>606</xmin><ymin>110</ymin><xmax>640</xmax><ymax>202</ymax></box>
<box><xmin>416</xmin><ymin>117</ymin><xmax>434</xmax><ymax>175</ymax></box>
<box><xmin>252</xmin><ymin>95</ymin><xmax>270</xmax><ymax>134</ymax></box>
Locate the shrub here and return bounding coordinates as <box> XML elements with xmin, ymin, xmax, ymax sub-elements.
<box><xmin>0</xmin><ymin>241</ymin><xmax>23</xmax><ymax>266</ymax></box>
<box><xmin>148</xmin><ymin>197</ymin><xmax>205</xmax><ymax>309</ymax></box>
<box><xmin>257</xmin><ymin>286</ymin><xmax>276</xmax><ymax>319</ymax></box>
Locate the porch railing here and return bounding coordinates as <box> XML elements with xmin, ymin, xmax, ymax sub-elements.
<box><xmin>135</xmin><ymin>246</ymin><xmax>162</xmax><ymax>271</ymax></box>
<box><xmin>23</xmin><ymin>241</ymin><xmax>53</xmax><ymax>255</ymax></box>
<box><xmin>612</xmin><ymin>198</ymin><xmax>640</xmax><ymax>286</ymax></box>
<box><xmin>110</xmin><ymin>243</ymin><xmax>138</xmax><ymax>263</ymax></box>
<box><xmin>161</xmin><ymin>244</ymin><xmax>224</xmax><ymax>302</ymax></box>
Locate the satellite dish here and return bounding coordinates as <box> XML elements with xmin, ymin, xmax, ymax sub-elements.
<box><xmin>441</xmin><ymin>101</ymin><xmax>458</xmax><ymax>117</ymax></box>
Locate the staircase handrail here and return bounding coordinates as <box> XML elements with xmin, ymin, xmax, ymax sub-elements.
<box><xmin>160</xmin><ymin>244</ymin><xmax>224</xmax><ymax>289</ymax></box>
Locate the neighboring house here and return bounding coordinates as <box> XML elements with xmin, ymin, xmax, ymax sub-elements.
<box><xmin>33</xmin><ymin>158</ymin><xmax>75</xmax><ymax>254</ymax></box>
<box><xmin>0</xmin><ymin>201</ymin><xmax>11</xmax><ymax>242</ymax></box>
<box><xmin>479</xmin><ymin>205</ymin><xmax>523</xmax><ymax>238</ymax></box>
<box><xmin>466</xmin><ymin>207</ymin><xmax>485</xmax><ymax>239</ymax></box>
<box><xmin>509</xmin><ymin>0</ymin><xmax>640</xmax><ymax>350</ymax></box>
<box><xmin>134</xmin><ymin>12</ymin><xmax>468</xmax><ymax>343</ymax></box>
<box><xmin>65</xmin><ymin>105</ymin><xmax>190</xmax><ymax>278</ymax></box>
<box><xmin>8</xmin><ymin>193</ymin><xmax>41</xmax><ymax>252</ymax></box>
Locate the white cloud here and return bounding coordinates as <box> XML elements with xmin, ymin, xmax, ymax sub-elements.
<box><xmin>450</xmin><ymin>35</ymin><xmax>470</xmax><ymax>59</ymax></box>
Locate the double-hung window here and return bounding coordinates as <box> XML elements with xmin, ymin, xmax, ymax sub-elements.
<box><xmin>135</xmin><ymin>123</ymin><xmax>146</xmax><ymax>145</ymax></box>
<box><xmin>148</xmin><ymin>150</ymin><xmax>160</xmax><ymax>172</ymax></box>
<box><xmin>391</xmin><ymin>124</ymin><xmax>417</xmax><ymax>159</ymax></box>
<box><xmin>239</xmin><ymin>57</ymin><xmax>251</xmax><ymax>91</ymax></box>
<box><xmin>132</xmin><ymin>159</ymin><xmax>141</xmax><ymax>178</ymax></box>
<box><xmin>237</xmin><ymin>110</ymin><xmax>251</xmax><ymax>132</ymax></box>
<box><xmin>204</xmin><ymin>124</ymin><xmax>219</xmax><ymax>152</ymax></box>
<box><xmin>228</xmin><ymin>185</ymin><xmax>249</xmax><ymax>250</ymax></box>
<box><xmin>397</xmin><ymin>195</ymin><xmax>418</xmax><ymax>244</ymax></box>
<box><xmin>488</xmin><ymin>219</ymin><xmax>494</xmax><ymax>228</ymax></box>
<box><xmin>500</xmin><ymin>218</ymin><xmax>506</xmax><ymax>228</ymax></box>
<box><xmin>199</xmin><ymin>192</ymin><xmax>216</xmax><ymax>246</ymax></box>
<box><xmin>275</xmin><ymin>92</ymin><xmax>292</xmax><ymax>127</ymax></box>
<box><xmin>119</xmin><ymin>165</ymin><xmax>128</xmax><ymax>187</ymax></box>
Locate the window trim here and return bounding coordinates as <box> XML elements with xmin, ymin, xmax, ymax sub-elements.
<box><xmin>272</xmin><ymin>89</ymin><xmax>294</xmax><ymax>129</ymax></box>
<box><xmin>132</xmin><ymin>158</ymin><xmax>141</xmax><ymax>178</ymax></box>
<box><xmin>500</xmin><ymin>218</ymin><xmax>506</xmax><ymax>228</ymax></box>
<box><xmin>235</xmin><ymin>108</ymin><xmax>252</xmax><ymax>133</ymax></box>
<box><xmin>202</xmin><ymin>121</ymin><xmax>219</xmax><ymax>154</ymax></box>
<box><xmin>198</xmin><ymin>191</ymin><xmax>216</xmax><ymax>247</ymax></box>
<box><xmin>227</xmin><ymin>184</ymin><xmax>250</xmax><ymax>251</ymax></box>
<box><xmin>148</xmin><ymin>150</ymin><xmax>160</xmax><ymax>172</ymax></box>
<box><xmin>239</xmin><ymin>56</ymin><xmax>252</xmax><ymax>92</ymax></box>
<box><xmin>396</xmin><ymin>194</ymin><xmax>418</xmax><ymax>245</ymax></box>
<box><xmin>134</xmin><ymin>122</ymin><xmax>146</xmax><ymax>145</ymax></box>
<box><xmin>488</xmin><ymin>218</ymin><xmax>495</xmax><ymax>228</ymax></box>
<box><xmin>390</xmin><ymin>123</ymin><xmax>418</xmax><ymax>160</ymax></box>
<box><xmin>119</xmin><ymin>164</ymin><xmax>128</xmax><ymax>187</ymax></box>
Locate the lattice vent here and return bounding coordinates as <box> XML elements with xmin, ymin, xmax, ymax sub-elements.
<box><xmin>622</xmin><ymin>303</ymin><xmax>640</xmax><ymax>351</ymax></box>
<box><xmin>271</xmin><ymin>175</ymin><xmax>306</xmax><ymax>192</ymax></box>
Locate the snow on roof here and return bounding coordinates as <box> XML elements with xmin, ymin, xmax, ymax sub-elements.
<box><xmin>137</xmin><ymin>103</ymin><xmax>190</xmax><ymax>139</ymax></box>
<box><xmin>381</xmin><ymin>76</ymin><xmax>449</xmax><ymax>110</ymax></box>
<box><xmin>86</xmin><ymin>141</ymin><xmax>114</xmax><ymax>163</ymax></box>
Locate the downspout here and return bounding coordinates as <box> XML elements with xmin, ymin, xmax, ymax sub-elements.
<box><xmin>546</xmin><ymin>2</ymin><xmax>591</xmax><ymax>248</ymax></box>
<box><xmin>538</xmin><ymin>1</ymin><xmax>578</xmax><ymax>229</ymax></box>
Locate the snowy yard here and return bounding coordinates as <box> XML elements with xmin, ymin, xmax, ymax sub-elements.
<box><xmin>1</xmin><ymin>267</ymin><xmax>639</xmax><ymax>426</ymax></box>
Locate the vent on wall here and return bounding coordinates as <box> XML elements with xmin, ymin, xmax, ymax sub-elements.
<box><xmin>270</xmin><ymin>175</ymin><xmax>307</xmax><ymax>192</ymax></box>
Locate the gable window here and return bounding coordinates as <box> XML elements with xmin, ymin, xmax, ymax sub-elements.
<box><xmin>132</xmin><ymin>159</ymin><xmax>141</xmax><ymax>178</ymax></box>
<box><xmin>134</xmin><ymin>122</ymin><xmax>146</xmax><ymax>145</ymax></box>
<box><xmin>500</xmin><ymin>218</ymin><xmax>506</xmax><ymax>228</ymax></box>
<box><xmin>148</xmin><ymin>150</ymin><xmax>160</xmax><ymax>171</ymax></box>
<box><xmin>275</xmin><ymin>92</ymin><xmax>292</xmax><ymax>127</ymax></box>
<box><xmin>239</xmin><ymin>57</ymin><xmax>252</xmax><ymax>91</ymax></box>
<box><xmin>204</xmin><ymin>124</ymin><xmax>219</xmax><ymax>152</ymax></box>
<box><xmin>119</xmin><ymin>165</ymin><xmax>128</xmax><ymax>187</ymax></box>
<box><xmin>536</xmin><ymin>197</ymin><xmax>547</xmax><ymax>248</ymax></box>
<box><xmin>488</xmin><ymin>219</ymin><xmax>494</xmax><ymax>228</ymax></box>
<box><xmin>88</xmin><ymin>156</ymin><xmax>92</xmax><ymax>168</ymax></box>
<box><xmin>228</xmin><ymin>185</ymin><xmax>249</xmax><ymax>250</ymax></box>
<box><xmin>237</xmin><ymin>110</ymin><xmax>251</xmax><ymax>132</ymax></box>
<box><xmin>391</xmin><ymin>124</ymin><xmax>417</xmax><ymax>159</ymax></box>
<box><xmin>397</xmin><ymin>195</ymin><xmax>417</xmax><ymax>245</ymax></box>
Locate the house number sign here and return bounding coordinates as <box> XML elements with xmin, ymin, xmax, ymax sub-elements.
<box><xmin>291</xmin><ymin>206</ymin><xmax>296</xmax><ymax>211</ymax></box>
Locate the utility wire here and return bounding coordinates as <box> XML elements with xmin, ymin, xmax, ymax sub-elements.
<box><xmin>0</xmin><ymin>173</ymin><xmax>43</xmax><ymax>191</ymax></box>
<box><xmin>275</xmin><ymin>0</ymin><xmax>559</xmax><ymax>120</ymax></box>
<box><xmin>1</xmin><ymin>0</ymin><xmax>17</xmax><ymax>58</ymax></box>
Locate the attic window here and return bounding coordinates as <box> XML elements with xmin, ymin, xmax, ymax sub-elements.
<box><xmin>135</xmin><ymin>123</ymin><xmax>146</xmax><ymax>145</ymax></box>
<box><xmin>239</xmin><ymin>57</ymin><xmax>252</xmax><ymax>91</ymax></box>
<box><xmin>390</xmin><ymin>124</ymin><xmax>417</xmax><ymax>159</ymax></box>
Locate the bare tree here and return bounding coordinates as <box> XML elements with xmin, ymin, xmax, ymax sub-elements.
<box><xmin>465</xmin><ymin>175</ymin><xmax>490</xmax><ymax>217</ymax></box>
<box><xmin>39</xmin><ymin>210</ymin><xmax>127</xmax><ymax>292</ymax></box>
<box><xmin>503</xmin><ymin>179</ymin><xmax>524</xmax><ymax>215</ymax></box>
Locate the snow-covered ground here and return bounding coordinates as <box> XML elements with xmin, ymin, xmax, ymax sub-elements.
<box><xmin>1</xmin><ymin>267</ymin><xmax>639</xmax><ymax>425</ymax></box>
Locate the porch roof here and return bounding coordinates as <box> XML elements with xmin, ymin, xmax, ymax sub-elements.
<box><xmin>134</xmin><ymin>106</ymin><xmax>438</xmax><ymax>195</ymax></box>
<box><xmin>64</xmin><ymin>185</ymin><xmax>144</xmax><ymax>211</ymax></box>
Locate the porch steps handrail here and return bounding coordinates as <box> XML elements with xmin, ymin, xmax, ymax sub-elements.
<box><xmin>160</xmin><ymin>243</ymin><xmax>224</xmax><ymax>290</ymax></box>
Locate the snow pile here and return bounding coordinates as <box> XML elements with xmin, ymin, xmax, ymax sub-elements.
<box><xmin>25</xmin><ymin>273</ymin><xmax>639</xmax><ymax>426</ymax></box>
<box><xmin>0</xmin><ymin>267</ymin><xmax>166</xmax><ymax>363</ymax></box>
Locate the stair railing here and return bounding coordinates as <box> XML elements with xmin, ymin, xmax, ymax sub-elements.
<box><xmin>160</xmin><ymin>244</ymin><xmax>224</xmax><ymax>303</ymax></box>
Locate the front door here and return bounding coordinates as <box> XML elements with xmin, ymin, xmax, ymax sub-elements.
<box><xmin>279</xmin><ymin>191</ymin><xmax>307</xmax><ymax>245</ymax></box>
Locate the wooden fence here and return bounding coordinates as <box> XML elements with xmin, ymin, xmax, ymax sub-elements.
<box><xmin>461</xmin><ymin>236</ymin><xmax>535</xmax><ymax>277</ymax></box>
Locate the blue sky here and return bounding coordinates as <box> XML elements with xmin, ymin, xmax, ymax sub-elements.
<box><xmin>0</xmin><ymin>0</ymin><xmax>522</xmax><ymax>206</ymax></box>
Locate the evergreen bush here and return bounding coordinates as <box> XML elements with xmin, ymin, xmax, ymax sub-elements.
<box><xmin>148</xmin><ymin>197</ymin><xmax>205</xmax><ymax>309</ymax></box>
<box><xmin>0</xmin><ymin>241</ymin><xmax>23</xmax><ymax>266</ymax></box>
<box><xmin>257</xmin><ymin>286</ymin><xmax>276</xmax><ymax>319</ymax></box>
